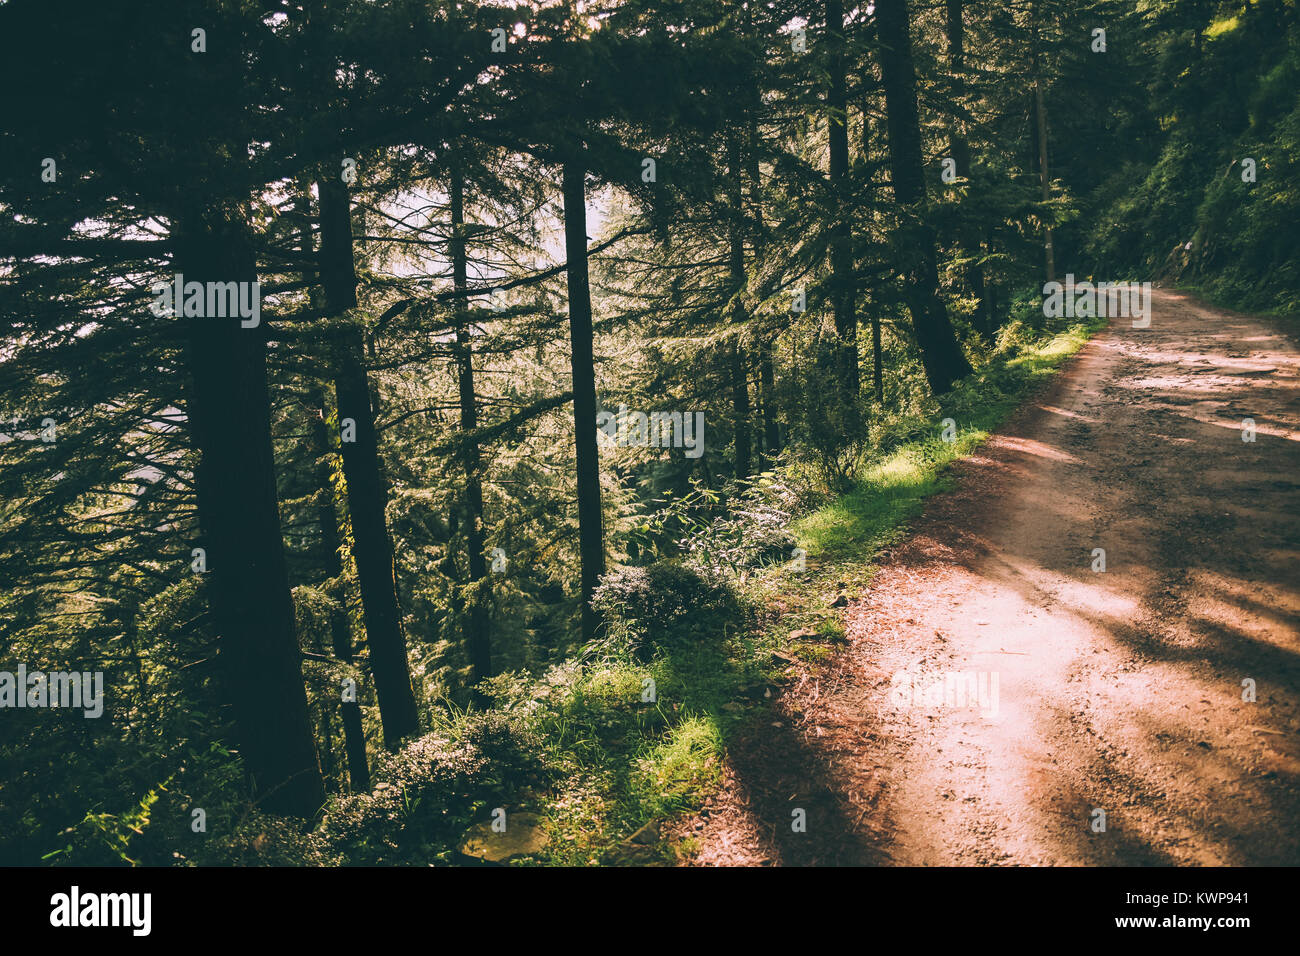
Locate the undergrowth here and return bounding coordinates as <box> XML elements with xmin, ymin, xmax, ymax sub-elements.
<box><xmin>76</xmin><ymin>314</ymin><xmax>1104</xmax><ymax>868</ymax></box>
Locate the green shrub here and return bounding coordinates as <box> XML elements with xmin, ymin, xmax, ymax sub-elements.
<box><xmin>313</xmin><ymin>712</ymin><xmax>546</xmax><ymax>866</ymax></box>
<box><xmin>591</xmin><ymin>560</ymin><xmax>742</xmax><ymax>662</ymax></box>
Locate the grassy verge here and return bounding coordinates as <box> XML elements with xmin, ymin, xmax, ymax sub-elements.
<box><xmin>1173</xmin><ymin>281</ymin><xmax>1300</xmax><ymax>321</ymax></box>
<box><xmin>185</xmin><ymin>314</ymin><xmax>1108</xmax><ymax>868</ymax></box>
<box><xmin>524</xmin><ymin>314</ymin><xmax>1107</xmax><ymax>865</ymax></box>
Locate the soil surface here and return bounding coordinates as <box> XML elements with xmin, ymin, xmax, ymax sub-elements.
<box><xmin>682</xmin><ymin>289</ymin><xmax>1300</xmax><ymax>866</ymax></box>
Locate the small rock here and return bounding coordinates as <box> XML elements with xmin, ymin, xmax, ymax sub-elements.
<box><xmin>789</xmin><ymin>628</ymin><xmax>820</xmax><ymax>641</ymax></box>
<box><xmin>628</xmin><ymin>820</ymin><xmax>661</xmax><ymax>845</ymax></box>
<box><xmin>608</xmin><ymin>844</ymin><xmax>657</xmax><ymax>865</ymax></box>
<box><xmin>459</xmin><ymin>812</ymin><xmax>550</xmax><ymax>863</ymax></box>
<box><xmin>830</xmin><ymin>594</ymin><xmax>849</xmax><ymax>608</ymax></box>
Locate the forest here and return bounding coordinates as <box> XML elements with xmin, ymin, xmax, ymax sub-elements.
<box><xmin>2</xmin><ymin>0</ymin><xmax>1298</xmax><ymax>868</ymax></box>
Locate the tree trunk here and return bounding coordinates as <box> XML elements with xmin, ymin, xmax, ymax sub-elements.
<box><xmin>946</xmin><ymin>0</ymin><xmax>990</xmax><ymax>342</ymax></box>
<box><xmin>177</xmin><ymin>204</ymin><xmax>325</xmax><ymax>817</ymax></box>
<box><xmin>308</xmin><ymin>386</ymin><xmax>371</xmax><ymax>793</ymax></box>
<box><xmin>730</xmin><ymin>341</ymin><xmax>752</xmax><ymax>478</ymax></box>
<box><xmin>562</xmin><ymin>162</ymin><xmax>606</xmax><ymax>643</ymax></box>
<box><xmin>945</xmin><ymin>0</ymin><xmax>969</xmax><ymax>174</ymax></box>
<box><xmin>986</xmin><ymin>231</ymin><xmax>1001</xmax><ymax>333</ymax></box>
<box><xmin>871</xmin><ymin>310</ymin><xmax>884</xmax><ymax>404</ymax></box>
<box><xmin>747</xmin><ymin>119</ymin><xmax>781</xmax><ymax>457</ymax></box>
<box><xmin>450</xmin><ymin>165</ymin><xmax>492</xmax><ymax>689</ymax></box>
<box><xmin>876</xmin><ymin>0</ymin><xmax>973</xmax><ymax>393</ymax></box>
<box><xmin>758</xmin><ymin>343</ymin><xmax>780</xmax><ymax>456</ymax></box>
<box><xmin>1032</xmin><ymin>3</ymin><xmax>1056</xmax><ymax>285</ymax></box>
<box><xmin>296</xmin><ymin>182</ymin><xmax>370</xmax><ymax>794</ymax></box>
<box><xmin>828</xmin><ymin>0</ymin><xmax>860</xmax><ymax>402</ymax></box>
<box><xmin>727</xmin><ymin>135</ymin><xmax>753</xmax><ymax>480</ymax></box>
<box><xmin>318</xmin><ymin>174</ymin><xmax>420</xmax><ymax>748</ymax></box>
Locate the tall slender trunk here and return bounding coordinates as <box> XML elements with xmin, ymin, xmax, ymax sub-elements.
<box><xmin>727</xmin><ymin>135</ymin><xmax>753</xmax><ymax>480</ymax></box>
<box><xmin>871</xmin><ymin>310</ymin><xmax>884</xmax><ymax>404</ymax></box>
<box><xmin>562</xmin><ymin>162</ymin><xmax>606</xmax><ymax>643</ymax></box>
<box><xmin>1032</xmin><ymin>3</ymin><xmax>1056</xmax><ymax>284</ymax></box>
<box><xmin>1034</xmin><ymin>79</ymin><xmax>1055</xmax><ymax>284</ymax></box>
<box><xmin>945</xmin><ymin>0</ymin><xmax>969</xmax><ymax>174</ymax></box>
<box><xmin>985</xmin><ymin>228</ymin><xmax>1001</xmax><ymax>333</ymax></box>
<box><xmin>307</xmin><ymin>386</ymin><xmax>371</xmax><ymax>793</ymax></box>
<box><xmin>177</xmin><ymin>204</ymin><xmax>324</xmax><ymax>817</ymax></box>
<box><xmin>862</xmin><ymin>109</ymin><xmax>886</xmax><ymax>404</ymax></box>
<box><xmin>295</xmin><ymin>182</ymin><xmax>370</xmax><ymax>793</ymax></box>
<box><xmin>449</xmin><ymin>165</ymin><xmax>492</xmax><ymax>688</ymax></box>
<box><xmin>730</xmin><ymin>340</ymin><xmax>752</xmax><ymax>478</ymax></box>
<box><xmin>828</xmin><ymin>0</ymin><xmax>860</xmax><ymax>402</ymax></box>
<box><xmin>946</xmin><ymin>0</ymin><xmax>990</xmax><ymax>342</ymax></box>
<box><xmin>758</xmin><ymin>345</ymin><xmax>779</xmax><ymax>456</ymax></box>
<box><xmin>318</xmin><ymin>175</ymin><xmax>420</xmax><ymax>748</ymax></box>
<box><xmin>876</xmin><ymin>0</ymin><xmax>973</xmax><ymax>393</ymax></box>
<box><xmin>747</xmin><ymin>117</ymin><xmax>781</xmax><ymax>457</ymax></box>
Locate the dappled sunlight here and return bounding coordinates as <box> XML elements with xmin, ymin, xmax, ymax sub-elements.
<box><xmin>699</xmin><ymin>290</ymin><xmax>1300</xmax><ymax>865</ymax></box>
<box><xmin>1038</xmin><ymin>403</ymin><xmax>1099</xmax><ymax>423</ymax></box>
<box><xmin>988</xmin><ymin>435</ymin><xmax>1082</xmax><ymax>464</ymax></box>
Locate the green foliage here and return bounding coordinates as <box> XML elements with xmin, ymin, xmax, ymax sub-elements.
<box><xmin>793</xmin><ymin>317</ymin><xmax>1103</xmax><ymax>562</ymax></box>
<box><xmin>591</xmin><ymin>560</ymin><xmax>744</xmax><ymax>662</ymax></box>
<box><xmin>1086</xmin><ymin>0</ymin><xmax>1300</xmax><ymax>313</ymax></box>
<box><xmin>42</xmin><ymin>778</ymin><xmax>171</xmax><ymax>867</ymax></box>
<box><xmin>2</xmin><ymin>0</ymin><xmax>1290</xmax><ymax>868</ymax></box>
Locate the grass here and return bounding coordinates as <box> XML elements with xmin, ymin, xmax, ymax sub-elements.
<box><xmin>793</xmin><ymin>315</ymin><xmax>1103</xmax><ymax>565</ymax></box>
<box><xmin>515</xmin><ymin>314</ymin><xmax>1109</xmax><ymax>866</ymax></box>
<box><xmin>529</xmin><ymin>650</ymin><xmax>743</xmax><ymax>866</ymax></box>
<box><xmin>314</xmin><ymin>312</ymin><xmax>1109</xmax><ymax>869</ymax></box>
<box><xmin>1205</xmin><ymin>15</ymin><xmax>1240</xmax><ymax>40</ymax></box>
<box><xmin>1175</xmin><ymin>280</ymin><xmax>1300</xmax><ymax>320</ymax></box>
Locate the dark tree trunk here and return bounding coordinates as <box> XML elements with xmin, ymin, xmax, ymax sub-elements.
<box><xmin>758</xmin><ymin>342</ymin><xmax>780</xmax><ymax>456</ymax></box>
<box><xmin>945</xmin><ymin>0</ymin><xmax>969</xmax><ymax>174</ymax></box>
<box><xmin>871</xmin><ymin>310</ymin><xmax>884</xmax><ymax>404</ymax></box>
<box><xmin>730</xmin><ymin>341</ymin><xmax>752</xmax><ymax>478</ymax></box>
<box><xmin>861</xmin><ymin>110</ymin><xmax>886</xmax><ymax>405</ymax></box>
<box><xmin>562</xmin><ymin>162</ymin><xmax>606</xmax><ymax>643</ymax></box>
<box><xmin>337</xmin><ymin>654</ymin><xmax>371</xmax><ymax>791</ymax></box>
<box><xmin>987</xmin><ymin>238</ymin><xmax>998</xmax><ymax>335</ymax></box>
<box><xmin>876</xmin><ymin>0</ymin><xmax>973</xmax><ymax>393</ymax></box>
<box><xmin>318</xmin><ymin>175</ymin><xmax>420</xmax><ymax>748</ymax></box>
<box><xmin>319</xmin><ymin>699</ymin><xmax>336</xmax><ymax>791</ymax></box>
<box><xmin>746</xmin><ymin>120</ymin><xmax>781</xmax><ymax>457</ymax></box>
<box><xmin>296</xmin><ymin>183</ymin><xmax>370</xmax><ymax>794</ymax></box>
<box><xmin>450</xmin><ymin>166</ymin><xmax>492</xmax><ymax>689</ymax></box>
<box><xmin>177</xmin><ymin>205</ymin><xmax>324</xmax><ymax>817</ymax></box>
<box><xmin>1031</xmin><ymin>2</ymin><xmax>1056</xmax><ymax>285</ymax></box>
<box><xmin>985</xmin><ymin>232</ymin><xmax>1001</xmax><ymax>333</ymax></box>
<box><xmin>307</xmin><ymin>386</ymin><xmax>371</xmax><ymax>793</ymax></box>
<box><xmin>946</xmin><ymin>0</ymin><xmax>990</xmax><ymax>342</ymax></box>
<box><xmin>727</xmin><ymin>135</ymin><xmax>753</xmax><ymax>480</ymax></box>
<box><xmin>828</xmin><ymin>0</ymin><xmax>860</xmax><ymax>402</ymax></box>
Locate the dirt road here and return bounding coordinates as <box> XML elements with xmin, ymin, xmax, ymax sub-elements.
<box><xmin>686</xmin><ymin>289</ymin><xmax>1300</xmax><ymax>866</ymax></box>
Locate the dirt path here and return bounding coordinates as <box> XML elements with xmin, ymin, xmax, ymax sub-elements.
<box><xmin>684</xmin><ymin>289</ymin><xmax>1300</xmax><ymax>866</ymax></box>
